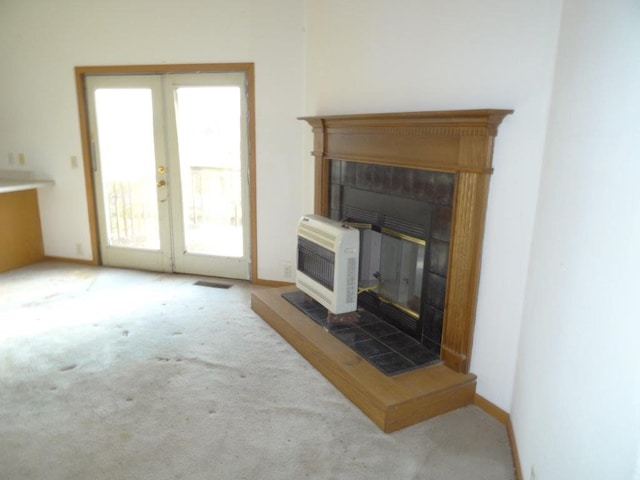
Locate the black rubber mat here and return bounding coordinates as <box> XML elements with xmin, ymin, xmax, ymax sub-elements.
<box><xmin>194</xmin><ymin>281</ymin><xmax>232</xmax><ymax>289</ymax></box>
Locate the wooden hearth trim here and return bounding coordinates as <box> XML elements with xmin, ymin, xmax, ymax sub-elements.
<box><xmin>251</xmin><ymin>285</ymin><xmax>477</xmax><ymax>433</ymax></box>
<box><xmin>300</xmin><ymin>109</ymin><xmax>513</xmax><ymax>374</ymax></box>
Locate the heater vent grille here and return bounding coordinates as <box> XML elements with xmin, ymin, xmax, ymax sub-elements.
<box><xmin>296</xmin><ymin>215</ymin><xmax>360</xmax><ymax>315</ymax></box>
<box><xmin>381</xmin><ymin>302</ymin><xmax>418</xmax><ymax>336</ymax></box>
<box><xmin>345</xmin><ymin>205</ymin><xmax>378</xmax><ymax>224</ymax></box>
<box><xmin>297</xmin><ymin>237</ymin><xmax>335</xmax><ymax>291</ymax></box>
<box><xmin>382</xmin><ymin>217</ymin><xmax>426</xmax><ymax>240</ymax></box>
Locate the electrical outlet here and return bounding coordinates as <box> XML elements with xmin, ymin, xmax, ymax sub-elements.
<box><xmin>283</xmin><ymin>262</ymin><xmax>293</xmax><ymax>279</ymax></box>
<box><xmin>18</xmin><ymin>153</ymin><xmax>25</xmax><ymax>165</ymax></box>
<box><xmin>75</xmin><ymin>243</ymin><xmax>83</xmax><ymax>256</ymax></box>
<box><xmin>71</xmin><ymin>155</ymin><xmax>78</xmax><ymax>169</ymax></box>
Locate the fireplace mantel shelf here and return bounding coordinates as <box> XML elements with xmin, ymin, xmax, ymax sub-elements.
<box><xmin>299</xmin><ymin>108</ymin><xmax>513</xmax><ymax>175</ymax></box>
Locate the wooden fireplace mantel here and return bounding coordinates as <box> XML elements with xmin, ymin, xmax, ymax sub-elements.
<box><xmin>299</xmin><ymin>109</ymin><xmax>513</xmax><ymax>373</ymax></box>
<box><xmin>251</xmin><ymin>109</ymin><xmax>513</xmax><ymax>431</ymax></box>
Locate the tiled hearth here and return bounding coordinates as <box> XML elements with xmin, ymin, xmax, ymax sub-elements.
<box><xmin>282</xmin><ymin>290</ymin><xmax>440</xmax><ymax>376</ymax></box>
<box><xmin>251</xmin><ymin>285</ymin><xmax>477</xmax><ymax>432</ymax></box>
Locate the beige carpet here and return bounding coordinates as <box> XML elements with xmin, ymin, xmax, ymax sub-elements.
<box><xmin>0</xmin><ymin>262</ymin><xmax>514</xmax><ymax>480</ymax></box>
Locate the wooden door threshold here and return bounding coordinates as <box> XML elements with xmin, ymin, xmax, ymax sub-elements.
<box><xmin>251</xmin><ymin>285</ymin><xmax>477</xmax><ymax>433</ymax></box>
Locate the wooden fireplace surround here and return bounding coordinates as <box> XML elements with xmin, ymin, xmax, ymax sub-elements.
<box><xmin>251</xmin><ymin>109</ymin><xmax>512</xmax><ymax>431</ymax></box>
<box><xmin>301</xmin><ymin>109</ymin><xmax>513</xmax><ymax>373</ymax></box>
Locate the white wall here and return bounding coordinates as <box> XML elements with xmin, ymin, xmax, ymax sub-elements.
<box><xmin>304</xmin><ymin>0</ymin><xmax>563</xmax><ymax>410</ymax></box>
<box><xmin>0</xmin><ymin>0</ymin><xmax>306</xmax><ymax>281</ymax></box>
<box><xmin>511</xmin><ymin>0</ymin><xmax>640</xmax><ymax>478</ymax></box>
<box><xmin>4</xmin><ymin>3</ymin><xmax>638</xmax><ymax>474</ymax></box>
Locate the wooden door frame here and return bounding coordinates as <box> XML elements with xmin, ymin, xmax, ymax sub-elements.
<box><xmin>75</xmin><ymin>63</ymin><xmax>257</xmax><ymax>282</ymax></box>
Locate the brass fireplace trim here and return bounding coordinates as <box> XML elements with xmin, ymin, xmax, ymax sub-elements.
<box><xmin>300</xmin><ymin>109</ymin><xmax>513</xmax><ymax>373</ymax></box>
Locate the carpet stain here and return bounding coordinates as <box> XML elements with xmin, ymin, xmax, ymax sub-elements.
<box><xmin>122</xmin><ymin>330</ymin><xmax>129</xmax><ymax>337</ymax></box>
<box><xmin>156</xmin><ymin>356</ymin><xmax>185</xmax><ymax>363</ymax></box>
<box><xmin>59</xmin><ymin>364</ymin><xmax>77</xmax><ymax>372</ymax></box>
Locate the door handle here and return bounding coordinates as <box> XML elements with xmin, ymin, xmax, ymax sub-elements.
<box><xmin>157</xmin><ymin>180</ymin><xmax>166</xmax><ymax>188</ymax></box>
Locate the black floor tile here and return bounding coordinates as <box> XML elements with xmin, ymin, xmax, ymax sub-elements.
<box><xmin>353</xmin><ymin>311</ymin><xmax>382</xmax><ymax>326</ymax></box>
<box><xmin>329</xmin><ymin>323</ymin><xmax>357</xmax><ymax>332</ymax></box>
<box><xmin>353</xmin><ymin>338</ymin><xmax>392</xmax><ymax>357</ymax></box>
<box><xmin>359</xmin><ymin>321</ymin><xmax>399</xmax><ymax>338</ymax></box>
<box><xmin>331</xmin><ymin>327</ymin><xmax>373</xmax><ymax>346</ymax></box>
<box><xmin>368</xmin><ymin>352</ymin><xmax>415</xmax><ymax>375</ymax></box>
<box><xmin>399</xmin><ymin>343</ymin><xmax>440</xmax><ymax>366</ymax></box>
<box><xmin>379</xmin><ymin>332</ymin><xmax>422</xmax><ymax>351</ymax></box>
<box><xmin>282</xmin><ymin>291</ymin><xmax>441</xmax><ymax>376</ymax></box>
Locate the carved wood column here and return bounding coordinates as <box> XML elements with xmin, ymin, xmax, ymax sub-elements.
<box><xmin>442</xmin><ymin>171</ymin><xmax>491</xmax><ymax>372</ymax></box>
<box><xmin>303</xmin><ymin>117</ymin><xmax>330</xmax><ymax>216</ymax></box>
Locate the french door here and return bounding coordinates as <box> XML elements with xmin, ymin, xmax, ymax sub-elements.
<box><xmin>85</xmin><ymin>72</ymin><xmax>251</xmax><ymax>279</ymax></box>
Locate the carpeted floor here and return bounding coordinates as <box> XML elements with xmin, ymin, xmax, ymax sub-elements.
<box><xmin>0</xmin><ymin>262</ymin><xmax>515</xmax><ymax>480</ymax></box>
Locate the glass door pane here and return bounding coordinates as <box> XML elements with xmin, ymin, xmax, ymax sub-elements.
<box><xmin>87</xmin><ymin>70</ymin><xmax>252</xmax><ymax>279</ymax></box>
<box><xmin>174</xmin><ymin>86</ymin><xmax>244</xmax><ymax>257</ymax></box>
<box><xmin>94</xmin><ymin>88</ymin><xmax>160</xmax><ymax>250</ymax></box>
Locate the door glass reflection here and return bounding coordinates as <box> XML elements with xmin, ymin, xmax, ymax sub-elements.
<box><xmin>174</xmin><ymin>86</ymin><xmax>243</xmax><ymax>257</ymax></box>
<box><xmin>94</xmin><ymin>88</ymin><xmax>160</xmax><ymax>250</ymax></box>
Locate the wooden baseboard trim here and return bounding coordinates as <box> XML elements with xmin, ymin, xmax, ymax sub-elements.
<box><xmin>473</xmin><ymin>393</ymin><xmax>509</xmax><ymax>425</ymax></box>
<box><xmin>43</xmin><ymin>256</ymin><xmax>98</xmax><ymax>266</ymax></box>
<box><xmin>252</xmin><ymin>278</ymin><xmax>294</xmax><ymax>287</ymax></box>
<box><xmin>473</xmin><ymin>394</ymin><xmax>522</xmax><ymax>480</ymax></box>
<box><xmin>507</xmin><ymin>417</ymin><xmax>523</xmax><ymax>480</ymax></box>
